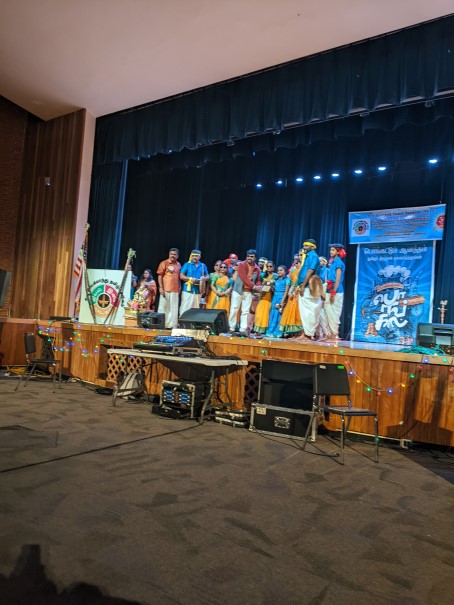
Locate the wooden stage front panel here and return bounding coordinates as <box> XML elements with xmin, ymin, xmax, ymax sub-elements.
<box><xmin>1</xmin><ymin>319</ymin><xmax>453</xmax><ymax>447</ymax></box>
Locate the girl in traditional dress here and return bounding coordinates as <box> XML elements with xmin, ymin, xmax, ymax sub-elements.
<box><xmin>266</xmin><ymin>265</ymin><xmax>291</xmax><ymax>337</ymax></box>
<box><xmin>279</xmin><ymin>255</ymin><xmax>304</xmax><ymax>336</ymax></box>
<box><xmin>137</xmin><ymin>269</ymin><xmax>157</xmax><ymax>310</ymax></box>
<box><xmin>253</xmin><ymin>261</ymin><xmax>277</xmax><ymax>334</ymax></box>
<box><xmin>208</xmin><ymin>262</ymin><xmax>233</xmax><ymax>312</ymax></box>
<box><xmin>205</xmin><ymin>260</ymin><xmax>222</xmax><ymax>309</ymax></box>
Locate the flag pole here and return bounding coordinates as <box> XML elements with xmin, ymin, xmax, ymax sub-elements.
<box><xmin>73</xmin><ymin>223</ymin><xmax>90</xmax><ymax>320</ymax></box>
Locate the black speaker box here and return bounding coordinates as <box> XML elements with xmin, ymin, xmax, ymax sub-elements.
<box><xmin>259</xmin><ymin>360</ymin><xmax>313</xmax><ymax>410</ymax></box>
<box><xmin>0</xmin><ymin>269</ymin><xmax>12</xmax><ymax>308</ymax></box>
<box><xmin>416</xmin><ymin>322</ymin><xmax>454</xmax><ymax>351</ymax></box>
<box><xmin>137</xmin><ymin>311</ymin><xmax>166</xmax><ymax>329</ymax></box>
<box><xmin>179</xmin><ymin>308</ymin><xmax>228</xmax><ymax>335</ymax></box>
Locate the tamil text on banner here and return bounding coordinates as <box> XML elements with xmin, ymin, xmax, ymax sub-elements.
<box><xmin>349</xmin><ymin>204</ymin><xmax>445</xmax><ymax>244</ymax></box>
<box><xmin>352</xmin><ymin>242</ymin><xmax>435</xmax><ymax>345</ymax></box>
<box><xmin>79</xmin><ymin>269</ymin><xmax>128</xmax><ymax>325</ymax></box>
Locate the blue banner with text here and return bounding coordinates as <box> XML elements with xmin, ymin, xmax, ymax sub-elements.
<box><xmin>349</xmin><ymin>204</ymin><xmax>445</xmax><ymax>243</ymax></box>
<box><xmin>352</xmin><ymin>242</ymin><xmax>435</xmax><ymax>345</ymax></box>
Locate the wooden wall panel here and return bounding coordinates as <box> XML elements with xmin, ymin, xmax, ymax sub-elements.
<box><xmin>0</xmin><ymin>318</ymin><xmax>37</xmax><ymax>365</ymax></box>
<box><xmin>0</xmin><ymin>97</ymin><xmax>28</xmax><ymax>317</ymax></box>
<box><xmin>12</xmin><ymin>109</ymin><xmax>85</xmax><ymax>320</ymax></box>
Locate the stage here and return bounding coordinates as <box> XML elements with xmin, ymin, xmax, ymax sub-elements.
<box><xmin>0</xmin><ymin>318</ymin><xmax>453</xmax><ymax>446</ymax></box>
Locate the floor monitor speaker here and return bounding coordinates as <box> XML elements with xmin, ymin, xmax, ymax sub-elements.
<box><xmin>137</xmin><ymin>312</ymin><xmax>166</xmax><ymax>329</ymax></box>
<box><xmin>179</xmin><ymin>308</ymin><xmax>228</xmax><ymax>335</ymax></box>
<box><xmin>416</xmin><ymin>322</ymin><xmax>454</xmax><ymax>352</ymax></box>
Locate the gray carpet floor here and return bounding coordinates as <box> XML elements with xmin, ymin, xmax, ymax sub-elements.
<box><xmin>0</xmin><ymin>377</ymin><xmax>453</xmax><ymax>605</ymax></box>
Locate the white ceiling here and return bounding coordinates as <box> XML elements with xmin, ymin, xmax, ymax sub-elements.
<box><xmin>1</xmin><ymin>0</ymin><xmax>453</xmax><ymax>121</ymax></box>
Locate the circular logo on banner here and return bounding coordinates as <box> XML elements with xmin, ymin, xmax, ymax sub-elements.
<box><xmin>90</xmin><ymin>280</ymin><xmax>122</xmax><ymax>319</ymax></box>
<box><xmin>353</xmin><ymin>219</ymin><xmax>370</xmax><ymax>236</ymax></box>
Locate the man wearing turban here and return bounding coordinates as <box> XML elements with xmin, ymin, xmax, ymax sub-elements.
<box><xmin>296</xmin><ymin>239</ymin><xmax>323</xmax><ymax>339</ymax></box>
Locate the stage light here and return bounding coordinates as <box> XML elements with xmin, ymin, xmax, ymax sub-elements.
<box><xmin>331</xmin><ymin>172</ymin><xmax>340</xmax><ymax>178</ymax></box>
<box><xmin>428</xmin><ymin>158</ymin><xmax>438</xmax><ymax>165</ymax></box>
<box><xmin>295</xmin><ymin>177</ymin><xmax>303</xmax><ymax>183</ymax></box>
<box><xmin>276</xmin><ymin>179</ymin><xmax>284</xmax><ymax>185</ymax></box>
<box><xmin>313</xmin><ymin>175</ymin><xmax>322</xmax><ymax>181</ymax></box>
<box><xmin>354</xmin><ymin>169</ymin><xmax>363</xmax><ymax>175</ymax></box>
<box><xmin>256</xmin><ymin>183</ymin><xmax>263</xmax><ymax>189</ymax></box>
<box><xmin>377</xmin><ymin>166</ymin><xmax>387</xmax><ymax>172</ymax></box>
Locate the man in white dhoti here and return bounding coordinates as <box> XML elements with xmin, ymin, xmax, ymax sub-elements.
<box><xmin>324</xmin><ymin>243</ymin><xmax>346</xmax><ymax>339</ymax></box>
<box><xmin>296</xmin><ymin>239</ymin><xmax>323</xmax><ymax>339</ymax></box>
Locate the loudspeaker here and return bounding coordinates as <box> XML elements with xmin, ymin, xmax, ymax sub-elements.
<box><xmin>416</xmin><ymin>322</ymin><xmax>454</xmax><ymax>351</ymax></box>
<box><xmin>259</xmin><ymin>360</ymin><xmax>314</xmax><ymax>410</ymax></box>
<box><xmin>137</xmin><ymin>311</ymin><xmax>166</xmax><ymax>329</ymax></box>
<box><xmin>179</xmin><ymin>308</ymin><xmax>228</xmax><ymax>335</ymax></box>
<box><xmin>0</xmin><ymin>269</ymin><xmax>12</xmax><ymax>308</ymax></box>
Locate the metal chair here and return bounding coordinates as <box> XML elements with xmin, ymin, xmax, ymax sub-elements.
<box><xmin>15</xmin><ymin>332</ymin><xmax>62</xmax><ymax>392</ymax></box>
<box><xmin>303</xmin><ymin>362</ymin><xmax>379</xmax><ymax>464</ymax></box>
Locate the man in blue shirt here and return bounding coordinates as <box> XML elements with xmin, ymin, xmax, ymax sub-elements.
<box><xmin>179</xmin><ymin>249</ymin><xmax>209</xmax><ymax>316</ymax></box>
<box><xmin>296</xmin><ymin>239</ymin><xmax>323</xmax><ymax>339</ymax></box>
<box><xmin>324</xmin><ymin>243</ymin><xmax>346</xmax><ymax>339</ymax></box>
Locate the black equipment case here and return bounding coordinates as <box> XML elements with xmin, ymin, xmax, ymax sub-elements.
<box><xmin>249</xmin><ymin>403</ymin><xmax>312</xmax><ymax>441</ymax></box>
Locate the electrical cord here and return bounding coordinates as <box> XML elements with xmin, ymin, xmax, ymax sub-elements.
<box><xmin>0</xmin><ymin>422</ymin><xmax>202</xmax><ymax>475</ymax></box>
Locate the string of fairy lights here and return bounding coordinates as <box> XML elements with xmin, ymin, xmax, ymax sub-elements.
<box><xmin>38</xmin><ymin>322</ymin><xmax>454</xmax><ymax>397</ymax></box>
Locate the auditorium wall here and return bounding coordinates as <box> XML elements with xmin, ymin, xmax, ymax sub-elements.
<box><xmin>0</xmin><ymin>98</ymin><xmax>87</xmax><ymax>320</ymax></box>
<box><xmin>0</xmin><ymin>97</ymin><xmax>28</xmax><ymax>317</ymax></box>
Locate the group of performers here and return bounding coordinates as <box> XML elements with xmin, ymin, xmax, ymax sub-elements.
<box><xmin>128</xmin><ymin>240</ymin><xmax>346</xmax><ymax>341</ymax></box>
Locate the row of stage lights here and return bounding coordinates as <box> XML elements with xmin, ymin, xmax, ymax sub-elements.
<box><xmin>255</xmin><ymin>158</ymin><xmax>440</xmax><ymax>188</ymax></box>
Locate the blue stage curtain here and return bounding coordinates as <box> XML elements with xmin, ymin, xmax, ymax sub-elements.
<box><xmin>433</xmin><ymin>165</ymin><xmax>454</xmax><ymax>324</ymax></box>
<box><xmin>94</xmin><ymin>16</ymin><xmax>454</xmax><ymax>165</ymax></box>
<box><xmin>87</xmin><ymin>160</ymin><xmax>128</xmax><ymax>268</ymax></box>
<box><xmin>116</xmin><ymin>118</ymin><xmax>452</xmax><ymax>334</ymax></box>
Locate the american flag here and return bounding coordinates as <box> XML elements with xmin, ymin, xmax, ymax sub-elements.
<box><xmin>73</xmin><ymin>226</ymin><xmax>89</xmax><ymax>304</ymax></box>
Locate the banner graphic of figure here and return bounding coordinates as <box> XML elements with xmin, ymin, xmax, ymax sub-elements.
<box><xmin>352</xmin><ymin>242</ymin><xmax>435</xmax><ymax>345</ymax></box>
<box><xmin>80</xmin><ymin>270</ymin><xmax>128</xmax><ymax>325</ymax></box>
